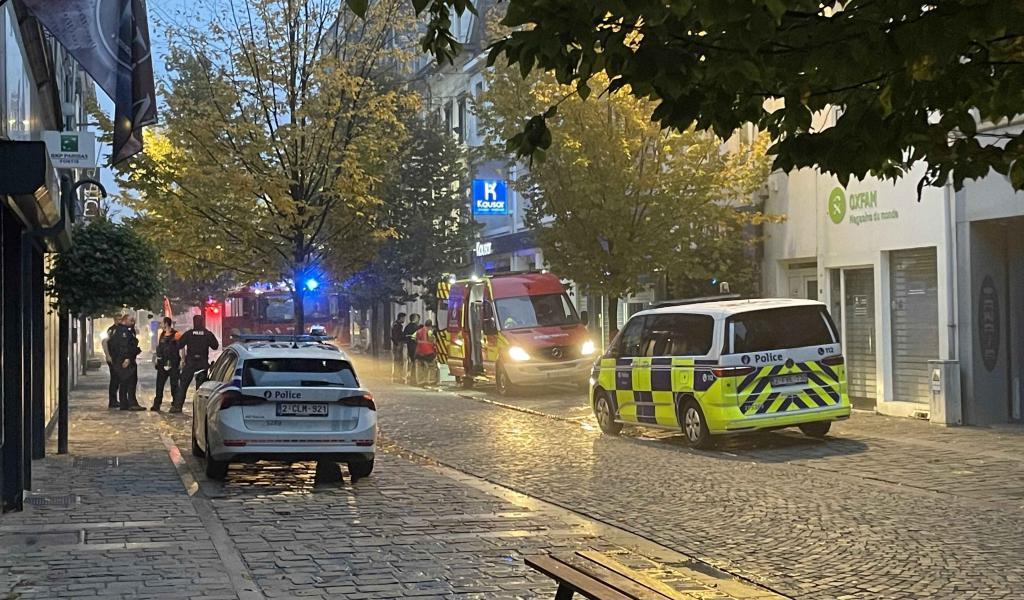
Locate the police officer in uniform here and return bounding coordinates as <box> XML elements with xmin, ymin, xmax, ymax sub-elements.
<box><xmin>173</xmin><ymin>314</ymin><xmax>219</xmax><ymax>414</ymax></box>
<box><xmin>151</xmin><ymin>317</ymin><xmax>182</xmax><ymax>412</ymax></box>
<box><xmin>109</xmin><ymin>315</ymin><xmax>145</xmax><ymax>411</ymax></box>
<box><xmin>102</xmin><ymin>315</ymin><xmax>124</xmax><ymax>408</ymax></box>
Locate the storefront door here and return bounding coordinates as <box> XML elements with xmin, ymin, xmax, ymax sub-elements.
<box><xmin>843</xmin><ymin>268</ymin><xmax>877</xmax><ymax>409</ymax></box>
<box><xmin>889</xmin><ymin>248</ymin><xmax>939</xmax><ymax>404</ymax></box>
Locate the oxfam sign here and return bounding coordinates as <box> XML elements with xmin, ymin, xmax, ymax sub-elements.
<box><xmin>827</xmin><ymin>186</ymin><xmax>898</xmax><ymax>226</ymax></box>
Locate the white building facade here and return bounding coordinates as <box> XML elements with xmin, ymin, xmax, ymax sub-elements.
<box><xmin>762</xmin><ymin>122</ymin><xmax>1024</xmax><ymax>425</ymax></box>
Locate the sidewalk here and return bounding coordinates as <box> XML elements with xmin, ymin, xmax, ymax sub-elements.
<box><xmin>0</xmin><ymin>367</ymin><xmax>786</xmax><ymax>600</ymax></box>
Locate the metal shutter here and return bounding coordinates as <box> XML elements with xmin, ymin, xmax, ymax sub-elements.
<box><xmin>889</xmin><ymin>248</ymin><xmax>939</xmax><ymax>404</ymax></box>
<box><xmin>844</xmin><ymin>269</ymin><xmax>877</xmax><ymax>408</ymax></box>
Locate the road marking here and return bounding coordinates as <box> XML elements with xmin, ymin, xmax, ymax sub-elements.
<box><xmin>159</xmin><ymin>431</ymin><xmax>266</xmax><ymax>600</ymax></box>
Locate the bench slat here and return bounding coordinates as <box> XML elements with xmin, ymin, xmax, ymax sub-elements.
<box><xmin>575</xmin><ymin>551</ymin><xmax>694</xmax><ymax>600</ymax></box>
<box><xmin>526</xmin><ymin>555</ymin><xmax>635</xmax><ymax>600</ymax></box>
<box><xmin>560</xmin><ymin>553</ymin><xmax>678</xmax><ymax>600</ymax></box>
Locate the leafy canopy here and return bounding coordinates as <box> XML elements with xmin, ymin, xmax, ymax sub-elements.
<box><xmin>476</xmin><ymin>64</ymin><xmax>772</xmax><ymax>305</ymax></box>
<box><xmin>347</xmin><ymin>114</ymin><xmax>478</xmax><ymax>309</ymax></box>
<box><xmin>366</xmin><ymin>0</ymin><xmax>1024</xmax><ymax>192</ymax></box>
<box><xmin>119</xmin><ymin>0</ymin><xmax>417</xmax><ymax>332</ymax></box>
<box><xmin>47</xmin><ymin>219</ymin><xmax>163</xmax><ymax>316</ymax></box>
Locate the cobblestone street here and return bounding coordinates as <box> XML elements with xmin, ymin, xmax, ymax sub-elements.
<box><xmin>355</xmin><ymin>360</ymin><xmax>1024</xmax><ymax>600</ymax></box>
<box><xmin>0</xmin><ymin>367</ymin><xmax>784</xmax><ymax>600</ymax></box>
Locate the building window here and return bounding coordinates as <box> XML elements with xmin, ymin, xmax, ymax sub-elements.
<box><xmin>444</xmin><ymin>103</ymin><xmax>453</xmax><ymax>135</ymax></box>
<box><xmin>457</xmin><ymin>96</ymin><xmax>467</xmax><ymax>143</ymax></box>
<box><xmin>474</xmin><ymin>82</ymin><xmax>484</xmax><ymax>138</ymax></box>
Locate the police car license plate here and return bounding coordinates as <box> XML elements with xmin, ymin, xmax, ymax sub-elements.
<box><xmin>770</xmin><ymin>373</ymin><xmax>808</xmax><ymax>387</ymax></box>
<box><xmin>276</xmin><ymin>403</ymin><xmax>328</xmax><ymax>417</ymax></box>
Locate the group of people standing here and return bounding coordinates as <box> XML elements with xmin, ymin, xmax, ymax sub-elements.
<box><xmin>103</xmin><ymin>313</ymin><xmax>219</xmax><ymax>413</ymax></box>
<box><xmin>390</xmin><ymin>312</ymin><xmax>437</xmax><ymax>386</ymax></box>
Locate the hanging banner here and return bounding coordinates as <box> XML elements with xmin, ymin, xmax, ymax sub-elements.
<box><xmin>20</xmin><ymin>0</ymin><xmax>157</xmax><ymax>164</ymax></box>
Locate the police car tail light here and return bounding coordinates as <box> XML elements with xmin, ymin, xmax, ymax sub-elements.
<box><xmin>339</xmin><ymin>393</ymin><xmax>376</xmax><ymax>411</ymax></box>
<box><xmin>219</xmin><ymin>391</ymin><xmax>265</xmax><ymax>410</ymax></box>
<box><xmin>822</xmin><ymin>356</ymin><xmax>845</xmax><ymax>366</ymax></box>
<box><xmin>712</xmin><ymin>366</ymin><xmax>756</xmax><ymax>378</ymax></box>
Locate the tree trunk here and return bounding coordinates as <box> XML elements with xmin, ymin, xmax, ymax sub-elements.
<box><xmin>370</xmin><ymin>303</ymin><xmax>381</xmax><ymax>357</ymax></box>
<box><xmin>292</xmin><ymin>288</ymin><xmax>305</xmax><ymax>335</ymax></box>
<box><xmin>605</xmin><ymin>295</ymin><xmax>620</xmax><ymax>345</ymax></box>
<box><xmin>78</xmin><ymin>315</ymin><xmax>88</xmax><ymax>374</ymax></box>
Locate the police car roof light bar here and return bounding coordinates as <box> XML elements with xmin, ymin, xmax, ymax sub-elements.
<box><xmin>236</xmin><ymin>333</ymin><xmax>337</xmax><ymax>343</ymax></box>
<box><xmin>654</xmin><ymin>294</ymin><xmax>743</xmax><ymax>308</ymax></box>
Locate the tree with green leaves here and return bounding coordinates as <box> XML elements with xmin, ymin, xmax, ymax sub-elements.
<box><xmin>117</xmin><ymin>0</ymin><xmax>417</xmax><ymax>333</ymax></box>
<box><xmin>347</xmin><ymin>114</ymin><xmax>477</xmax><ymax>347</ymax></box>
<box><xmin>477</xmin><ymin>66</ymin><xmax>772</xmax><ymax>336</ymax></box>
<box><xmin>46</xmin><ymin>219</ymin><xmax>163</xmax><ymax>317</ymax></box>
<box><xmin>353</xmin><ymin>0</ymin><xmax>1024</xmax><ymax>193</ymax></box>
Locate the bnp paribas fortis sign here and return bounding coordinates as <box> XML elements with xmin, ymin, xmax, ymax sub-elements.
<box><xmin>828</xmin><ymin>186</ymin><xmax>899</xmax><ymax>226</ymax></box>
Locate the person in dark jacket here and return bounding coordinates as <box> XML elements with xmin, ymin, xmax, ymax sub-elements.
<box><xmin>102</xmin><ymin>315</ymin><xmax>124</xmax><ymax>408</ymax></box>
<box><xmin>151</xmin><ymin>317</ymin><xmax>182</xmax><ymax>412</ymax></box>
<box><xmin>390</xmin><ymin>312</ymin><xmax>406</xmax><ymax>382</ymax></box>
<box><xmin>109</xmin><ymin>315</ymin><xmax>145</xmax><ymax>411</ymax></box>
<box><xmin>173</xmin><ymin>314</ymin><xmax>219</xmax><ymax>414</ymax></box>
<box><xmin>402</xmin><ymin>314</ymin><xmax>421</xmax><ymax>384</ymax></box>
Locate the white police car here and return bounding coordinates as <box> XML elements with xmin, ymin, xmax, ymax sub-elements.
<box><xmin>190</xmin><ymin>335</ymin><xmax>376</xmax><ymax>481</ymax></box>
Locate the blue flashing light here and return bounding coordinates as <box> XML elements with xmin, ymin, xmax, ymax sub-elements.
<box><xmin>305</xmin><ymin>278</ymin><xmax>319</xmax><ymax>291</ymax></box>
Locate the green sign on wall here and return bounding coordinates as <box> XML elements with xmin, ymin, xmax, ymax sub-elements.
<box><xmin>827</xmin><ymin>186</ymin><xmax>898</xmax><ymax>225</ymax></box>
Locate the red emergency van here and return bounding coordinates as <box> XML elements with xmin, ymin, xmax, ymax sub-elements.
<box><xmin>437</xmin><ymin>272</ymin><xmax>595</xmax><ymax>395</ymax></box>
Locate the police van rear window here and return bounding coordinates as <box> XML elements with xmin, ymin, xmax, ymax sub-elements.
<box><xmin>243</xmin><ymin>358</ymin><xmax>359</xmax><ymax>388</ymax></box>
<box><xmin>726</xmin><ymin>306</ymin><xmax>838</xmax><ymax>354</ymax></box>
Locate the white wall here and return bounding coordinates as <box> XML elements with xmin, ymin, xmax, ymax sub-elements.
<box><xmin>763</xmin><ymin>164</ymin><xmax>953</xmax><ymax>417</ymax></box>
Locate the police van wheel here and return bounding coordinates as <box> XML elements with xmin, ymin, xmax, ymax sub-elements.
<box><xmin>457</xmin><ymin>376</ymin><xmax>475</xmax><ymax>389</ymax></box>
<box><xmin>681</xmin><ymin>399</ymin><xmax>711</xmax><ymax>449</ymax></box>
<box><xmin>495</xmin><ymin>364</ymin><xmax>516</xmax><ymax>396</ymax></box>
<box><xmin>798</xmin><ymin>420</ymin><xmax>832</xmax><ymax>439</ymax></box>
<box><xmin>594</xmin><ymin>392</ymin><xmax>622</xmax><ymax>435</ymax></box>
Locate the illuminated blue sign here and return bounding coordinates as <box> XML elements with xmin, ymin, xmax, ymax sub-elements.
<box><xmin>472</xmin><ymin>179</ymin><xmax>509</xmax><ymax>215</ymax></box>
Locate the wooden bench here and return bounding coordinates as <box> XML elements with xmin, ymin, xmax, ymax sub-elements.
<box><xmin>526</xmin><ymin>550</ymin><xmax>694</xmax><ymax>600</ymax></box>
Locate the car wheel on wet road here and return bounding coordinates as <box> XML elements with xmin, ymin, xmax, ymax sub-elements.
<box><xmin>348</xmin><ymin>459</ymin><xmax>374</xmax><ymax>480</ymax></box>
<box><xmin>191</xmin><ymin>418</ymin><xmax>205</xmax><ymax>458</ymax></box>
<box><xmin>594</xmin><ymin>391</ymin><xmax>622</xmax><ymax>435</ymax></box>
<box><xmin>495</xmin><ymin>363</ymin><xmax>516</xmax><ymax>397</ymax></box>
<box><xmin>799</xmin><ymin>420</ymin><xmax>832</xmax><ymax>439</ymax></box>
<box><xmin>680</xmin><ymin>398</ymin><xmax>711</xmax><ymax>449</ymax></box>
<box><xmin>204</xmin><ymin>427</ymin><xmax>229</xmax><ymax>481</ymax></box>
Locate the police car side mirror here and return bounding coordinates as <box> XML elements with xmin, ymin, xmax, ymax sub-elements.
<box><xmin>196</xmin><ymin>370</ymin><xmax>209</xmax><ymax>385</ymax></box>
<box><xmin>483</xmin><ymin>318</ymin><xmax>498</xmax><ymax>336</ymax></box>
<box><xmin>580</xmin><ymin>310</ymin><xmax>589</xmax><ymax>327</ymax></box>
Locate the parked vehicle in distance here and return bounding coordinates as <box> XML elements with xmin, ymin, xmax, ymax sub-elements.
<box><xmin>590</xmin><ymin>298</ymin><xmax>851</xmax><ymax>448</ymax></box>
<box><xmin>438</xmin><ymin>271</ymin><xmax>596</xmax><ymax>395</ymax></box>
<box><xmin>191</xmin><ymin>335</ymin><xmax>376</xmax><ymax>481</ymax></box>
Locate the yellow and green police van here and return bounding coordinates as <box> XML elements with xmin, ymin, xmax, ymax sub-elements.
<box><xmin>590</xmin><ymin>298</ymin><xmax>851</xmax><ymax>448</ymax></box>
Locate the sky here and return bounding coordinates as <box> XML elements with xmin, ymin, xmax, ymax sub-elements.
<box><xmin>93</xmin><ymin>0</ymin><xmax>189</xmax><ymax>219</ymax></box>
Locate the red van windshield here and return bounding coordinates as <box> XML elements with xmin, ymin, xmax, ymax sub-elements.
<box><xmin>494</xmin><ymin>293</ymin><xmax>579</xmax><ymax>330</ymax></box>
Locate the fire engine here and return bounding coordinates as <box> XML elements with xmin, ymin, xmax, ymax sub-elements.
<box><xmin>219</xmin><ymin>284</ymin><xmax>351</xmax><ymax>346</ymax></box>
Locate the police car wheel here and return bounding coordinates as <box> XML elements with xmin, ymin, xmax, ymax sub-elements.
<box><xmin>681</xmin><ymin>399</ymin><xmax>711</xmax><ymax>449</ymax></box>
<box><xmin>204</xmin><ymin>428</ymin><xmax>229</xmax><ymax>480</ymax></box>
<box><xmin>191</xmin><ymin>419</ymin><xmax>205</xmax><ymax>458</ymax></box>
<box><xmin>348</xmin><ymin>459</ymin><xmax>374</xmax><ymax>480</ymax></box>
<box><xmin>798</xmin><ymin>420</ymin><xmax>832</xmax><ymax>439</ymax></box>
<box><xmin>594</xmin><ymin>392</ymin><xmax>622</xmax><ymax>435</ymax></box>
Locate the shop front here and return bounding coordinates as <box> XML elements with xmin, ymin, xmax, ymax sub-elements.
<box><xmin>957</xmin><ymin>146</ymin><xmax>1024</xmax><ymax>424</ymax></box>
<box><xmin>764</xmin><ymin>167</ymin><xmax>953</xmax><ymax>417</ymax></box>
